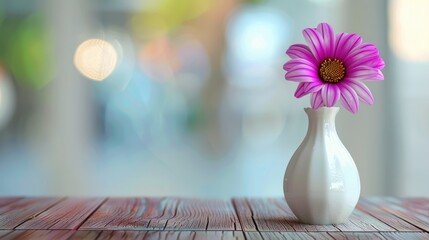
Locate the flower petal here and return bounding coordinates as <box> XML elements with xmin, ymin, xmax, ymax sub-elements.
<box><xmin>303</xmin><ymin>28</ymin><xmax>325</xmax><ymax>61</ymax></box>
<box><xmin>348</xmin><ymin>54</ymin><xmax>383</xmax><ymax>70</ymax></box>
<box><xmin>294</xmin><ymin>82</ymin><xmax>323</xmax><ymax>98</ymax></box>
<box><xmin>334</xmin><ymin>33</ymin><xmax>362</xmax><ymax>60</ymax></box>
<box><xmin>346</xmin><ymin>43</ymin><xmax>377</xmax><ymax>59</ymax></box>
<box><xmin>285</xmin><ymin>67</ymin><xmax>319</xmax><ymax>82</ymax></box>
<box><xmin>345</xmin><ymin>43</ymin><xmax>385</xmax><ymax>70</ymax></box>
<box><xmin>283</xmin><ymin>58</ymin><xmax>316</xmax><ymax>71</ymax></box>
<box><xmin>347</xmin><ymin>66</ymin><xmax>384</xmax><ymax>81</ymax></box>
<box><xmin>374</xmin><ymin>58</ymin><xmax>385</xmax><ymax>69</ymax></box>
<box><xmin>339</xmin><ymin>83</ymin><xmax>359</xmax><ymax>113</ymax></box>
<box><xmin>317</xmin><ymin>23</ymin><xmax>335</xmax><ymax>57</ymax></box>
<box><xmin>294</xmin><ymin>83</ymin><xmax>307</xmax><ymax>98</ymax></box>
<box><xmin>305</xmin><ymin>81</ymin><xmax>323</xmax><ymax>93</ymax></box>
<box><xmin>286</xmin><ymin>44</ymin><xmax>317</xmax><ymax>64</ymax></box>
<box><xmin>311</xmin><ymin>91</ymin><xmax>324</xmax><ymax>109</ymax></box>
<box><xmin>321</xmin><ymin>84</ymin><xmax>340</xmax><ymax>107</ymax></box>
<box><xmin>345</xmin><ymin>79</ymin><xmax>374</xmax><ymax>105</ymax></box>
<box><xmin>344</xmin><ymin>43</ymin><xmax>377</xmax><ymax>61</ymax></box>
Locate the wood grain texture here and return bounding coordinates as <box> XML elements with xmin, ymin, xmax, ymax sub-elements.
<box><xmin>234</xmin><ymin>198</ymin><xmax>294</xmax><ymax>231</ymax></box>
<box><xmin>69</xmin><ymin>230</ymin><xmax>146</xmax><ymax>239</ymax></box>
<box><xmin>0</xmin><ymin>198</ymin><xmax>21</xmax><ymax>208</ymax></box>
<box><xmin>356</xmin><ymin>199</ymin><xmax>421</xmax><ymax>231</ymax></box>
<box><xmin>68</xmin><ymin>231</ymin><xmax>244</xmax><ymax>240</ymax></box>
<box><xmin>278</xmin><ymin>198</ymin><xmax>395</xmax><ymax>232</ymax></box>
<box><xmin>244</xmin><ymin>232</ymin><xmax>263</xmax><ymax>240</ymax></box>
<box><xmin>67</xmin><ymin>230</ymin><xmax>102</xmax><ymax>239</ymax></box>
<box><xmin>235</xmin><ymin>198</ymin><xmax>339</xmax><ymax>231</ymax></box>
<box><xmin>334</xmin><ymin>208</ymin><xmax>396</xmax><ymax>232</ymax></box>
<box><xmin>0</xmin><ymin>230</ymin><xmax>74</xmax><ymax>240</ymax></box>
<box><xmin>329</xmin><ymin>232</ymin><xmax>429</xmax><ymax>240</ymax></box>
<box><xmin>0</xmin><ymin>198</ymin><xmax>60</xmax><ymax>229</ymax></box>
<box><xmin>388</xmin><ymin>197</ymin><xmax>429</xmax><ymax>218</ymax></box>
<box><xmin>259</xmin><ymin>232</ymin><xmax>333</xmax><ymax>240</ymax></box>
<box><xmin>146</xmin><ymin>198</ymin><xmax>179</xmax><ymax>230</ymax></box>
<box><xmin>366</xmin><ymin>197</ymin><xmax>429</xmax><ymax>232</ymax></box>
<box><xmin>164</xmin><ymin>199</ymin><xmax>241</xmax><ymax>231</ymax></box>
<box><xmin>0</xmin><ymin>197</ymin><xmax>428</xmax><ymax>238</ymax></box>
<box><xmin>16</xmin><ymin>198</ymin><xmax>105</xmax><ymax>230</ymax></box>
<box><xmin>0</xmin><ymin>231</ymin><xmax>11</xmax><ymax>238</ymax></box>
<box><xmin>80</xmin><ymin>198</ymin><xmax>172</xmax><ymax>230</ymax></box>
<box><xmin>270</xmin><ymin>198</ymin><xmax>340</xmax><ymax>232</ymax></box>
<box><xmin>248</xmin><ymin>232</ymin><xmax>429</xmax><ymax>240</ymax></box>
<box><xmin>232</xmin><ymin>198</ymin><xmax>258</xmax><ymax>231</ymax></box>
<box><xmin>143</xmin><ymin>231</ymin><xmax>244</xmax><ymax>240</ymax></box>
<box><xmin>380</xmin><ymin>232</ymin><xmax>429</xmax><ymax>240</ymax></box>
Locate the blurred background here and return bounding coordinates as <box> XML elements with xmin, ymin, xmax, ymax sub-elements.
<box><xmin>0</xmin><ymin>0</ymin><xmax>427</xmax><ymax>197</ymax></box>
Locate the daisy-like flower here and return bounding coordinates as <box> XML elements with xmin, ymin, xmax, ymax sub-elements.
<box><xmin>283</xmin><ymin>23</ymin><xmax>384</xmax><ymax>113</ymax></box>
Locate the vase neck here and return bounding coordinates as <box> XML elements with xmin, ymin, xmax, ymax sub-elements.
<box><xmin>305</xmin><ymin>107</ymin><xmax>339</xmax><ymax>133</ymax></box>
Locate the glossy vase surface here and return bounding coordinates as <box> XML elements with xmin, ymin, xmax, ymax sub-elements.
<box><xmin>283</xmin><ymin>107</ymin><xmax>360</xmax><ymax>224</ymax></box>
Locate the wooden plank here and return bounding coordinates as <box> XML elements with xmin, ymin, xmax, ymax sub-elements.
<box><xmin>259</xmin><ymin>232</ymin><xmax>333</xmax><ymax>240</ymax></box>
<box><xmin>0</xmin><ymin>230</ymin><xmax>74</xmax><ymax>240</ymax></box>
<box><xmin>250</xmin><ymin>232</ymin><xmax>429</xmax><ymax>240</ymax></box>
<box><xmin>16</xmin><ymin>198</ymin><xmax>105</xmax><ymax>230</ymax></box>
<box><xmin>245</xmin><ymin>232</ymin><xmax>263</xmax><ymax>240</ymax></box>
<box><xmin>69</xmin><ymin>231</ymin><xmax>244</xmax><ymax>240</ymax></box>
<box><xmin>79</xmin><ymin>198</ymin><xmax>154</xmax><ymax>230</ymax></box>
<box><xmin>241</xmin><ymin>198</ymin><xmax>395</xmax><ymax>232</ymax></box>
<box><xmin>271</xmin><ymin>198</ymin><xmax>341</xmax><ymax>232</ymax></box>
<box><xmin>69</xmin><ymin>230</ymin><xmax>146</xmax><ymax>239</ymax></box>
<box><xmin>164</xmin><ymin>198</ymin><xmax>241</xmax><ymax>231</ymax></box>
<box><xmin>241</xmin><ymin>198</ymin><xmax>339</xmax><ymax>231</ymax></box>
<box><xmin>388</xmin><ymin>197</ymin><xmax>429</xmax><ymax>217</ymax></box>
<box><xmin>146</xmin><ymin>198</ymin><xmax>179</xmax><ymax>230</ymax></box>
<box><xmin>334</xmin><ymin>208</ymin><xmax>396</xmax><ymax>232</ymax></box>
<box><xmin>366</xmin><ymin>197</ymin><xmax>429</xmax><ymax>232</ymax></box>
<box><xmin>236</xmin><ymin>198</ymin><xmax>293</xmax><ymax>231</ymax></box>
<box><xmin>329</xmin><ymin>232</ymin><xmax>385</xmax><ymax>239</ymax></box>
<box><xmin>0</xmin><ymin>231</ymin><xmax>11</xmax><ymax>238</ymax></box>
<box><xmin>96</xmin><ymin>230</ymin><xmax>146</xmax><ymax>239</ymax></box>
<box><xmin>0</xmin><ymin>198</ymin><xmax>60</xmax><ymax>229</ymax></box>
<box><xmin>80</xmin><ymin>198</ymin><xmax>177</xmax><ymax>230</ymax></box>
<box><xmin>356</xmin><ymin>199</ymin><xmax>421</xmax><ymax>231</ymax></box>
<box><xmin>232</xmin><ymin>198</ymin><xmax>258</xmax><ymax>231</ymax></box>
<box><xmin>329</xmin><ymin>232</ymin><xmax>429</xmax><ymax>240</ymax></box>
<box><xmin>144</xmin><ymin>231</ymin><xmax>244</xmax><ymax>240</ymax></box>
<box><xmin>380</xmin><ymin>232</ymin><xmax>429</xmax><ymax>240</ymax></box>
<box><xmin>0</xmin><ymin>198</ymin><xmax>21</xmax><ymax>208</ymax></box>
<box><xmin>67</xmin><ymin>230</ymin><xmax>101</xmax><ymax>239</ymax></box>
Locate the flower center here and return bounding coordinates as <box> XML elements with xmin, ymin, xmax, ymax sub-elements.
<box><xmin>319</xmin><ymin>58</ymin><xmax>346</xmax><ymax>83</ymax></box>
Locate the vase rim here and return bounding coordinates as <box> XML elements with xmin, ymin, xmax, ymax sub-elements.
<box><xmin>304</xmin><ymin>107</ymin><xmax>340</xmax><ymax>111</ymax></box>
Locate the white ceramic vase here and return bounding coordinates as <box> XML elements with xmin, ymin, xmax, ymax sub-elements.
<box><xmin>283</xmin><ymin>107</ymin><xmax>360</xmax><ymax>224</ymax></box>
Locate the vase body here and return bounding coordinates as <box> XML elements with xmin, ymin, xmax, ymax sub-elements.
<box><xmin>283</xmin><ymin>107</ymin><xmax>360</xmax><ymax>224</ymax></box>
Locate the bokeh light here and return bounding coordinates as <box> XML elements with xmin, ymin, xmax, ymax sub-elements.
<box><xmin>389</xmin><ymin>0</ymin><xmax>429</xmax><ymax>61</ymax></box>
<box><xmin>74</xmin><ymin>38</ymin><xmax>118</xmax><ymax>81</ymax></box>
<box><xmin>224</xmin><ymin>5</ymin><xmax>291</xmax><ymax>88</ymax></box>
<box><xmin>91</xmin><ymin>30</ymin><xmax>137</xmax><ymax>100</ymax></box>
<box><xmin>226</xmin><ymin>6</ymin><xmax>290</xmax><ymax>63</ymax></box>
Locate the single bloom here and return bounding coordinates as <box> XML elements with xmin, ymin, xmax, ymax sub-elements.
<box><xmin>283</xmin><ymin>22</ymin><xmax>385</xmax><ymax>113</ymax></box>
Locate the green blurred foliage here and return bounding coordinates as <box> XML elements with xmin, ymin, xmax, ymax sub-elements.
<box><xmin>130</xmin><ymin>0</ymin><xmax>211</xmax><ymax>40</ymax></box>
<box><xmin>0</xmin><ymin>13</ymin><xmax>50</xmax><ymax>89</ymax></box>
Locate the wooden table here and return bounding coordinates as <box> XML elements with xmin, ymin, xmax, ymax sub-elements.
<box><xmin>0</xmin><ymin>197</ymin><xmax>428</xmax><ymax>239</ymax></box>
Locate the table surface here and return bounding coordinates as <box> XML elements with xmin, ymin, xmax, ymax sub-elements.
<box><xmin>0</xmin><ymin>197</ymin><xmax>428</xmax><ymax>239</ymax></box>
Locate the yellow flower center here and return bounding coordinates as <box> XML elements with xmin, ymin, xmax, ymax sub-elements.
<box><xmin>319</xmin><ymin>58</ymin><xmax>346</xmax><ymax>83</ymax></box>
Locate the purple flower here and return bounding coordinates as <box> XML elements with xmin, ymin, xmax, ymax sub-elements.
<box><xmin>283</xmin><ymin>23</ymin><xmax>384</xmax><ymax>113</ymax></box>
